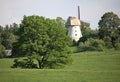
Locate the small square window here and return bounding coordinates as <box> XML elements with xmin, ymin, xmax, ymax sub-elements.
<box><xmin>75</xmin><ymin>34</ymin><xmax>77</xmax><ymax>36</ymax></box>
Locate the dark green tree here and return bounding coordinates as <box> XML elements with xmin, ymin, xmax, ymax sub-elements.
<box><xmin>1</xmin><ymin>24</ymin><xmax>18</xmax><ymax>49</ymax></box>
<box><xmin>9</xmin><ymin>23</ymin><xmax>19</xmax><ymax>35</ymax></box>
<box><xmin>0</xmin><ymin>43</ymin><xmax>5</xmax><ymax>58</ymax></box>
<box><xmin>2</xmin><ymin>32</ymin><xmax>17</xmax><ymax>49</ymax></box>
<box><xmin>0</xmin><ymin>26</ymin><xmax>4</xmax><ymax>42</ymax></box>
<box><xmin>98</xmin><ymin>12</ymin><xmax>120</xmax><ymax>49</ymax></box>
<box><xmin>12</xmin><ymin>15</ymin><xmax>72</xmax><ymax>69</ymax></box>
<box><xmin>0</xmin><ymin>26</ymin><xmax>6</xmax><ymax>58</ymax></box>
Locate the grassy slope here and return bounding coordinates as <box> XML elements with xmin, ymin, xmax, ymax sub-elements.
<box><xmin>0</xmin><ymin>51</ymin><xmax>120</xmax><ymax>82</ymax></box>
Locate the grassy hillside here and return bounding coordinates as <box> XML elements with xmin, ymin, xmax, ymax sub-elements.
<box><xmin>0</xmin><ymin>51</ymin><xmax>120</xmax><ymax>82</ymax></box>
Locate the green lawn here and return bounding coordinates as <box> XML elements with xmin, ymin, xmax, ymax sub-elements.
<box><xmin>0</xmin><ymin>51</ymin><xmax>120</xmax><ymax>82</ymax></box>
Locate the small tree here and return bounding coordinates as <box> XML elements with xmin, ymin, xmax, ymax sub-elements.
<box><xmin>12</xmin><ymin>15</ymin><xmax>72</xmax><ymax>69</ymax></box>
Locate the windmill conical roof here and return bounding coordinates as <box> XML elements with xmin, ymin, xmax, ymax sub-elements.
<box><xmin>66</xmin><ymin>17</ymin><xmax>81</xmax><ymax>26</ymax></box>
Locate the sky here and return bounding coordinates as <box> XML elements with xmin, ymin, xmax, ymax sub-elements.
<box><xmin>0</xmin><ymin>0</ymin><xmax>120</xmax><ymax>29</ymax></box>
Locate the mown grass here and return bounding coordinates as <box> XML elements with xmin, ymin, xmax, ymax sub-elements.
<box><xmin>0</xmin><ymin>51</ymin><xmax>120</xmax><ymax>82</ymax></box>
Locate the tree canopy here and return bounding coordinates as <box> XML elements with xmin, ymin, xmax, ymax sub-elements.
<box><xmin>12</xmin><ymin>15</ymin><xmax>72</xmax><ymax>69</ymax></box>
<box><xmin>98</xmin><ymin>12</ymin><xmax>120</xmax><ymax>49</ymax></box>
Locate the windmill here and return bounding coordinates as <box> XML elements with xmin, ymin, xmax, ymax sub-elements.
<box><xmin>65</xmin><ymin>6</ymin><xmax>82</xmax><ymax>42</ymax></box>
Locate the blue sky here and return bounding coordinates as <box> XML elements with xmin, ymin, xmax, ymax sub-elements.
<box><xmin>0</xmin><ymin>0</ymin><xmax>120</xmax><ymax>29</ymax></box>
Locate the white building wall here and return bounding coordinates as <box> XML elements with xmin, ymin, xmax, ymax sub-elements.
<box><xmin>68</xmin><ymin>26</ymin><xmax>82</xmax><ymax>42</ymax></box>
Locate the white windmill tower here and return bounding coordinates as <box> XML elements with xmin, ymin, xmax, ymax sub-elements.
<box><xmin>66</xmin><ymin>6</ymin><xmax>82</xmax><ymax>42</ymax></box>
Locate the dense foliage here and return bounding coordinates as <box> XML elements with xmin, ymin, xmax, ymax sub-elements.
<box><xmin>98</xmin><ymin>12</ymin><xmax>120</xmax><ymax>49</ymax></box>
<box><xmin>55</xmin><ymin>17</ymin><xmax>65</xmax><ymax>28</ymax></box>
<box><xmin>0</xmin><ymin>23</ymin><xmax>19</xmax><ymax>49</ymax></box>
<box><xmin>12</xmin><ymin>57</ymin><xmax>37</xmax><ymax>68</ymax></box>
<box><xmin>12</xmin><ymin>15</ymin><xmax>72</xmax><ymax>69</ymax></box>
<box><xmin>0</xmin><ymin>23</ymin><xmax>19</xmax><ymax>58</ymax></box>
<box><xmin>78</xmin><ymin>38</ymin><xmax>105</xmax><ymax>52</ymax></box>
<box><xmin>79</xmin><ymin>21</ymin><xmax>99</xmax><ymax>43</ymax></box>
<box><xmin>0</xmin><ymin>44</ymin><xmax>5</xmax><ymax>58</ymax></box>
<box><xmin>77</xmin><ymin>21</ymin><xmax>100</xmax><ymax>52</ymax></box>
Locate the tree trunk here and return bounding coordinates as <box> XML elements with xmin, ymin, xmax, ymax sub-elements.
<box><xmin>37</xmin><ymin>57</ymin><xmax>45</xmax><ymax>69</ymax></box>
<box><xmin>37</xmin><ymin>60</ymin><xmax>42</xmax><ymax>69</ymax></box>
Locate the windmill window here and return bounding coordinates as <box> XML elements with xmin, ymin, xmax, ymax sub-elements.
<box><xmin>75</xmin><ymin>34</ymin><xmax>77</xmax><ymax>36</ymax></box>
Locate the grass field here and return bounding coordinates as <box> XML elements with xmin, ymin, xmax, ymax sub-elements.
<box><xmin>0</xmin><ymin>51</ymin><xmax>120</xmax><ymax>82</ymax></box>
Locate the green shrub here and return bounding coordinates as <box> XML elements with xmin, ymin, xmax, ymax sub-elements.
<box><xmin>78</xmin><ymin>38</ymin><xmax>105</xmax><ymax>52</ymax></box>
<box><xmin>103</xmin><ymin>36</ymin><xmax>113</xmax><ymax>49</ymax></box>
<box><xmin>115</xmin><ymin>43</ymin><xmax>120</xmax><ymax>50</ymax></box>
<box><xmin>0</xmin><ymin>44</ymin><xmax>5</xmax><ymax>58</ymax></box>
<box><xmin>42</xmin><ymin>52</ymin><xmax>73</xmax><ymax>69</ymax></box>
<box><xmin>67</xmin><ymin>47</ymin><xmax>77</xmax><ymax>54</ymax></box>
<box><xmin>11</xmin><ymin>57</ymin><xmax>38</xmax><ymax>68</ymax></box>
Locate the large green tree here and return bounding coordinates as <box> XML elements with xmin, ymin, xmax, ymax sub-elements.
<box><xmin>12</xmin><ymin>15</ymin><xmax>72</xmax><ymax>69</ymax></box>
<box><xmin>98</xmin><ymin>12</ymin><xmax>120</xmax><ymax>49</ymax></box>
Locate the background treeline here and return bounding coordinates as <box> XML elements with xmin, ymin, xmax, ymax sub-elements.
<box><xmin>0</xmin><ymin>12</ymin><xmax>120</xmax><ymax>58</ymax></box>
<box><xmin>0</xmin><ymin>23</ymin><xmax>19</xmax><ymax>58</ymax></box>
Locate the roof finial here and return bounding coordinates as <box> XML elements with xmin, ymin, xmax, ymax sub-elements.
<box><xmin>78</xmin><ymin>6</ymin><xmax>80</xmax><ymax>20</ymax></box>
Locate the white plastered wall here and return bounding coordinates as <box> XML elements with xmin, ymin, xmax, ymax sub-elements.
<box><xmin>68</xmin><ymin>26</ymin><xmax>82</xmax><ymax>42</ymax></box>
